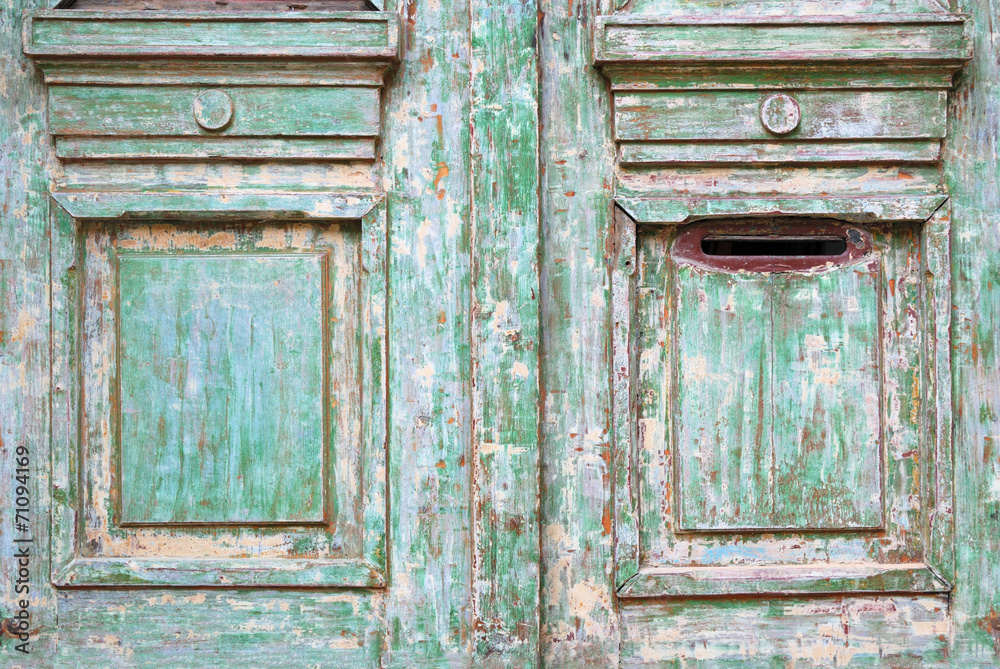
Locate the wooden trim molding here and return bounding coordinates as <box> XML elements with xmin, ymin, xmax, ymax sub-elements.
<box><xmin>594</xmin><ymin>14</ymin><xmax>971</xmax><ymax>171</ymax></box>
<box><xmin>25</xmin><ymin>11</ymin><xmax>398</xmax><ymax>60</ymax></box>
<box><xmin>610</xmin><ymin>198</ymin><xmax>954</xmax><ymax>598</ymax></box>
<box><xmin>594</xmin><ymin>14</ymin><xmax>971</xmax><ymax>66</ymax></box>
<box><xmin>24</xmin><ymin>11</ymin><xmax>398</xmax><ymax>171</ymax></box>
<box><xmin>48</xmin><ymin>195</ymin><xmax>389</xmax><ymax>588</ymax></box>
<box><xmin>51</xmin><ymin>191</ymin><xmax>382</xmax><ymax>222</ymax></box>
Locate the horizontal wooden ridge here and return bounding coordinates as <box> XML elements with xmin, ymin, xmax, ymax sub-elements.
<box><xmin>619</xmin><ymin>563</ymin><xmax>951</xmax><ymax>598</ymax></box>
<box><xmin>24</xmin><ymin>10</ymin><xmax>399</xmax><ymax>59</ymax></box>
<box><xmin>595</xmin><ymin>13</ymin><xmax>971</xmax><ymax>67</ymax></box>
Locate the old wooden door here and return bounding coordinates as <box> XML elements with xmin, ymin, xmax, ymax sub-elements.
<box><xmin>3</xmin><ymin>0</ymin><xmax>1000</xmax><ymax>666</ymax></box>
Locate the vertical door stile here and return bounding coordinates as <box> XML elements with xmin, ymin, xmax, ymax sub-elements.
<box><xmin>470</xmin><ymin>0</ymin><xmax>542</xmax><ymax>662</ymax></box>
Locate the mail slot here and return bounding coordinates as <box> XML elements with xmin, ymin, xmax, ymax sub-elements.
<box><xmin>664</xmin><ymin>218</ymin><xmax>886</xmax><ymax>532</ymax></box>
<box><xmin>671</xmin><ymin>220</ymin><xmax>872</xmax><ymax>273</ymax></box>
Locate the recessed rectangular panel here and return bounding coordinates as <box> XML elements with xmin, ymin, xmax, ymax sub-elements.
<box><xmin>675</xmin><ymin>267</ymin><xmax>773</xmax><ymax>531</ymax></box>
<box><xmin>118</xmin><ymin>253</ymin><xmax>326</xmax><ymax>525</ymax></box>
<box><xmin>770</xmin><ymin>264</ymin><xmax>883</xmax><ymax>529</ymax></box>
<box><xmin>675</xmin><ymin>257</ymin><xmax>884</xmax><ymax>532</ymax></box>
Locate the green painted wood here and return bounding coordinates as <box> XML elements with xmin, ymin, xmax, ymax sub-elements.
<box><xmin>38</xmin><ymin>61</ymin><xmax>390</xmax><ymax>87</ymax></box>
<box><xmin>380</xmin><ymin>0</ymin><xmax>474</xmax><ymax>663</ymax></box>
<box><xmin>52</xmin><ymin>218</ymin><xmax>386</xmax><ymax>590</ymax></box>
<box><xmin>620</xmin><ymin>564</ymin><xmax>950</xmax><ymax>598</ymax></box>
<box><xmin>945</xmin><ymin>0</ymin><xmax>1000</xmax><ymax>661</ymax></box>
<box><xmin>58</xmin><ymin>162</ymin><xmax>380</xmax><ymax>194</ymax></box>
<box><xmin>359</xmin><ymin>199</ymin><xmax>389</xmax><ymax>581</ymax></box>
<box><xmin>626</xmin><ymin>0</ymin><xmax>951</xmax><ymax>16</ymax></box>
<box><xmin>617</xmin><ymin>194</ymin><xmax>948</xmax><ymax>225</ymax></box>
<box><xmin>55</xmin><ymin>557</ymin><xmax>386</xmax><ymax>588</ymax></box>
<box><xmin>56</xmin><ymin>137</ymin><xmax>377</xmax><ymax>161</ymax></box>
<box><xmin>594</xmin><ymin>14</ymin><xmax>971</xmax><ymax>64</ymax></box>
<box><xmin>611</xmin><ymin>208</ymin><xmax>640</xmax><ymax>591</ymax></box>
<box><xmin>0</xmin><ymin>0</ymin><xmax>55</xmax><ymax>664</ymax></box>
<box><xmin>615</xmin><ymin>90</ymin><xmax>946</xmax><ymax>142</ymax></box>
<box><xmin>26</xmin><ymin>11</ymin><xmax>399</xmax><ymax>58</ymax></box>
<box><xmin>3</xmin><ymin>0</ymin><xmax>997</xmax><ymax>665</ymax></box>
<box><xmin>620</xmin><ymin>140</ymin><xmax>942</xmax><ymax>165</ymax></box>
<box><xmin>470</xmin><ymin>0</ymin><xmax>541</xmax><ymax>661</ymax></box>
<box><xmin>52</xmin><ymin>191</ymin><xmax>380</xmax><ymax>221</ymax></box>
<box><xmin>922</xmin><ymin>203</ymin><xmax>955</xmax><ymax>586</ymax></box>
<box><xmin>55</xmin><ymin>589</ymin><xmax>383</xmax><ymax>667</ymax></box>
<box><xmin>770</xmin><ymin>266</ymin><xmax>883</xmax><ymax>529</ymax></box>
<box><xmin>604</xmin><ymin>65</ymin><xmax>959</xmax><ymax>92</ymax></box>
<box><xmin>674</xmin><ymin>268</ymin><xmax>774</xmax><ymax>531</ymax></box>
<box><xmin>118</xmin><ymin>253</ymin><xmax>326</xmax><ymax>525</ymax></box>
<box><xmin>538</xmin><ymin>0</ymin><xmax>619</xmax><ymax>663</ymax></box>
<box><xmin>49</xmin><ymin>85</ymin><xmax>379</xmax><ymax>137</ymax></box>
<box><xmin>629</xmin><ymin>220</ymin><xmax>941</xmax><ymax>600</ymax></box>
<box><xmin>620</xmin><ymin>595</ymin><xmax>951</xmax><ymax>666</ymax></box>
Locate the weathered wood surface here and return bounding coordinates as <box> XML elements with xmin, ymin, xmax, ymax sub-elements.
<box><xmin>3</xmin><ymin>0</ymin><xmax>1000</xmax><ymax>666</ymax></box>
<box><xmin>595</xmin><ymin>14</ymin><xmax>970</xmax><ymax>63</ymax></box>
<box><xmin>0</xmin><ymin>0</ymin><xmax>55</xmax><ymax>664</ymax></box>
<box><xmin>25</xmin><ymin>11</ymin><xmax>398</xmax><ymax>58</ymax></box>
<box><xmin>48</xmin><ymin>85</ymin><xmax>381</xmax><ymax>137</ymax></box>
<box><xmin>117</xmin><ymin>253</ymin><xmax>328</xmax><ymax>525</ymax></box>
<box><xmin>539</xmin><ymin>0</ymin><xmax>619</xmax><ymax>664</ymax></box>
<box><xmin>381</xmin><ymin>0</ymin><xmax>474</xmax><ymax>662</ymax></box>
<box><xmin>615</xmin><ymin>90</ymin><xmax>947</xmax><ymax>141</ymax></box>
<box><xmin>624</xmin><ymin>0</ymin><xmax>952</xmax><ymax>14</ymax></box>
<box><xmin>470</xmin><ymin>0</ymin><xmax>541</xmax><ymax>662</ymax></box>
<box><xmin>674</xmin><ymin>259</ymin><xmax>885</xmax><ymax>532</ymax></box>
<box><xmin>946</xmin><ymin>0</ymin><xmax>1000</xmax><ymax>661</ymax></box>
<box><xmin>620</xmin><ymin>595</ymin><xmax>952</xmax><ymax>666</ymax></box>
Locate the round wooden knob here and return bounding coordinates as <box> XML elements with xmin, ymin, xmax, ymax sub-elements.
<box><xmin>760</xmin><ymin>93</ymin><xmax>800</xmax><ymax>135</ymax></box>
<box><xmin>193</xmin><ymin>89</ymin><xmax>234</xmax><ymax>131</ymax></box>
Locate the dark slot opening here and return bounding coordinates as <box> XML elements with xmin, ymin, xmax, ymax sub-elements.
<box><xmin>701</xmin><ymin>236</ymin><xmax>848</xmax><ymax>257</ymax></box>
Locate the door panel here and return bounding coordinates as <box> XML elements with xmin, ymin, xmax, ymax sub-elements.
<box><xmin>675</xmin><ymin>268</ymin><xmax>774</xmax><ymax>531</ymax></box>
<box><xmin>74</xmin><ymin>222</ymin><xmax>369</xmax><ymax>575</ymax></box>
<box><xmin>675</xmin><ymin>260</ymin><xmax>884</xmax><ymax>533</ymax></box>
<box><xmin>118</xmin><ymin>252</ymin><xmax>328</xmax><ymax>526</ymax></box>
<box><xmin>3</xmin><ymin>0</ymin><xmax>999</xmax><ymax>665</ymax></box>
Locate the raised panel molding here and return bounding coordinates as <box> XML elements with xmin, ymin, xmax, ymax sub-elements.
<box><xmin>595</xmin><ymin>14</ymin><xmax>970</xmax><ymax>169</ymax></box>
<box><xmin>26</xmin><ymin>10</ymin><xmax>394</xmax><ymax>589</ymax></box>
<box><xmin>600</xmin><ymin>12</ymin><xmax>968</xmax><ymax>599</ymax></box>
<box><xmin>117</xmin><ymin>253</ymin><xmax>328</xmax><ymax>526</ymax></box>
<box><xmin>611</xmin><ymin>200</ymin><xmax>955</xmax><ymax>598</ymax></box>
<box><xmin>25</xmin><ymin>11</ymin><xmax>397</xmax><ymax>170</ymax></box>
<box><xmin>49</xmin><ymin>195</ymin><xmax>389</xmax><ymax>589</ymax></box>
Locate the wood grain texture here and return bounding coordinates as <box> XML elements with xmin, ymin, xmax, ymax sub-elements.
<box><xmin>625</xmin><ymin>0</ymin><xmax>951</xmax><ymax>16</ymax></box>
<box><xmin>0</xmin><ymin>0</ymin><xmax>54</xmax><ymax>665</ymax></box>
<box><xmin>615</xmin><ymin>90</ymin><xmax>947</xmax><ymax>142</ymax></box>
<box><xmin>619</xmin><ymin>140</ymin><xmax>942</xmax><ymax>165</ymax></box>
<box><xmin>3</xmin><ymin>0</ymin><xmax>997</xmax><ymax>664</ymax></box>
<box><xmin>629</xmin><ymin>222</ymin><xmax>937</xmax><ymax>590</ymax></box>
<box><xmin>620</xmin><ymin>564</ymin><xmax>950</xmax><ymax>598</ymax></box>
<box><xmin>538</xmin><ymin>0</ymin><xmax>618</xmax><ymax>664</ymax></box>
<box><xmin>380</xmin><ymin>0</ymin><xmax>474</xmax><ymax>663</ymax></box>
<box><xmin>55</xmin><ymin>137</ymin><xmax>377</xmax><ymax>161</ymax></box>
<box><xmin>117</xmin><ymin>253</ymin><xmax>327</xmax><ymax>526</ymax></box>
<box><xmin>620</xmin><ymin>595</ymin><xmax>951</xmax><ymax>666</ymax></box>
<box><xmin>945</xmin><ymin>0</ymin><xmax>1000</xmax><ymax>661</ymax></box>
<box><xmin>56</xmin><ymin>220</ymin><xmax>384</xmax><ymax>588</ymax></box>
<box><xmin>769</xmin><ymin>267</ymin><xmax>883</xmax><ymax>530</ymax></box>
<box><xmin>470</xmin><ymin>0</ymin><xmax>541</xmax><ymax>663</ymax></box>
<box><xmin>54</xmin><ymin>589</ymin><xmax>384</xmax><ymax>668</ymax></box>
<box><xmin>48</xmin><ymin>85</ymin><xmax>381</xmax><ymax>138</ymax></box>
<box><xmin>595</xmin><ymin>14</ymin><xmax>970</xmax><ymax>64</ymax></box>
<box><xmin>25</xmin><ymin>10</ymin><xmax>399</xmax><ymax>58</ymax></box>
<box><xmin>674</xmin><ymin>267</ymin><xmax>774</xmax><ymax>530</ymax></box>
